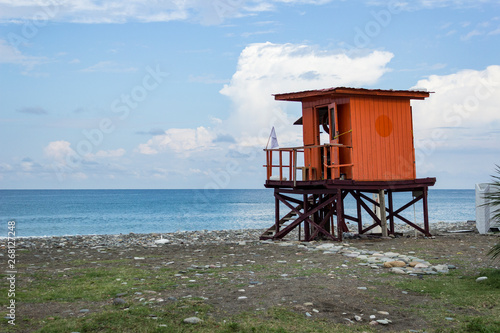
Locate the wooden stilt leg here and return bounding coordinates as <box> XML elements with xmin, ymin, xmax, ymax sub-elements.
<box><xmin>423</xmin><ymin>186</ymin><xmax>430</xmax><ymax>236</ymax></box>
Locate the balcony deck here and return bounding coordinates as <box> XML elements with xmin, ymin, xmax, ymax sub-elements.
<box><xmin>265</xmin><ymin>177</ymin><xmax>436</xmax><ymax>192</ymax></box>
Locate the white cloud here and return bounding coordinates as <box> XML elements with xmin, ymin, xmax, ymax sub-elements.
<box><xmin>44</xmin><ymin>140</ymin><xmax>77</xmax><ymax>164</ymax></box>
<box><xmin>0</xmin><ymin>39</ymin><xmax>46</xmax><ymax>72</ymax></box>
<box><xmin>461</xmin><ymin>29</ymin><xmax>482</xmax><ymax>40</ymax></box>
<box><xmin>0</xmin><ymin>0</ymin><xmax>340</xmax><ymax>25</ymax></box>
<box><xmin>220</xmin><ymin>42</ymin><xmax>394</xmax><ymax>147</ymax></box>
<box><xmin>80</xmin><ymin>61</ymin><xmax>137</xmax><ymax>73</ymax></box>
<box><xmin>93</xmin><ymin>148</ymin><xmax>126</xmax><ymax>158</ymax></box>
<box><xmin>137</xmin><ymin>127</ymin><xmax>217</xmax><ymax>155</ymax></box>
<box><xmin>412</xmin><ymin>65</ymin><xmax>500</xmax><ymax>152</ymax></box>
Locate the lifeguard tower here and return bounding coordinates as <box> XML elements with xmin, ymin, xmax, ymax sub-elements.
<box><xmin>262</xmin><ymin>87</ymin><xmax>436</xmax><ymax>241</ymax></box>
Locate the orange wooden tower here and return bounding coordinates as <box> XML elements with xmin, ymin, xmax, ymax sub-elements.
<box><xmin>262</xmin><ymin>87</ymin><xmax>436</xmax><ymax>241</ymax></box>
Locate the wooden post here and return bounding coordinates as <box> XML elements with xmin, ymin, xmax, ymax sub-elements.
<box><xmin>423</xmin><ymin>186</ymin><xmax>430</xmax><ymax>236</ymax></box>
<box><xmin>293</xmin><ymin>149</ymin><xmax>297</xmax><ymax>187</ymax></box>
<box><xmin>303</xmin><ymin>193</ymin><xmax>310</xmax><ymax>241</ymax></box>
<box><xmin>379</xmin><ymin>189</ymin><xmax>388</xmax><ymax>237</ymax></box>
<box><xmin>336</xmin><ymin>189</ymin><xmax>344</xmax><ymax>241</ymax></box>
<box><xmin>275</xmin><ymin>189</ymin><xmax>280</xmax><ymax>236</ymax></box>
<box><xmin>388</xmin><ymin>190</ymin><xmax>394</xmax><ymax>235</ymax></box>
<box><xmin>356</xmin><ymin>190</ymin><xmax>363</xmax><ymax>234</ymax></box>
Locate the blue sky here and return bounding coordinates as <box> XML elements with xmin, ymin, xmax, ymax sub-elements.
<box><xmin>1</xmin><ymin>0</ymin><xmax>499</xmax><ymax>189</ymax></box>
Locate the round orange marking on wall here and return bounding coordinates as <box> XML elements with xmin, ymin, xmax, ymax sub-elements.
<box><xmin>375</xmin><ymin>115</ymin><xmax>393</xmax><ymax>137</ymax></box>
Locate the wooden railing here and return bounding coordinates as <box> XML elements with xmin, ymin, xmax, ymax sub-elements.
<box><xmin>322</xmin><ymin>145</ymin><xmax>354</xmax><ymax>180</ymax></box>
<box><xmin>265</xmin><ymin>144</ymin><xmax>353</xmax><ymax>185</ymax></box>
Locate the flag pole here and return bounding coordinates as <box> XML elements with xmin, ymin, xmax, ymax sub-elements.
<box><xmin>265</xmin><ymin>127</ymin><xmax>273</xmax><ymax>150</ymax></box>
<box><xmin>265</xmin><ymin>133</ymin><xmax>271</xmax><ymax>150</ymax></box>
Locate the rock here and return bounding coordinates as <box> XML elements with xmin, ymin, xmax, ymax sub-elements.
<box><xmin>476</xmin><ymin>276</ymin><xmax>488</xmax><ymax>282</ymax></box>
<box><xmin>354</xmin><ymin>315</ymin><xmax>362</xmax><ymax>322</ymax></box>
<box><xmin>378</xmin><ymin>311</ymin><xmax>389</xmax><ymax>315</ymax></box>
<box><xmin>79</xmin><ymin>309</ymin><xmax>90</xmax><ymax>313</ymax></box>
<box><xmin>113</xmin><ymin>298</ymin><xmax>126</xmax><ymax>305</ymax></box>
<box><xmin>414</xmin><ymin>263</ymin><xmax>429</xmax><ymax>268</ymax></box>
<box><xmin>369</xmin><ymin>315</ymin><xmax>376</xmax><ymax>320</ymax></box>
<box><xmin>183</xmin><ymin>317</ymin><xmax>203</xmax><ymax>324</ymax></box>
<box><xmin>390</xmin><ymin>267</ymin><xmax>406</xmax><ymax>274</ymax></box>
<box><xmin>369</xmin><ymin>320</ymin><xmax>378</xmax><ymax>326</ymax></box>
<box><xmin>377</xmin><ymin>319</ymin><xmax>391</xmax><ymax>325</ymax></box>
<box><xmin>383</xmin><ymin>261</ymin><xmax>406</xmax><ymax>268</ymax></box>
<box><xmin>357</xmin><ymin>287</ymin><xmax>367</xmax><ymax>290</ymax></box>
<box><xmin>305</xmin><ymin>312</ymin><xmax>312</xmax><ymax>317</ymax></box>
<box><xmin>432</xmin><ymin>264</ymin><xmax>449</xmax><ymax>273</ymax></box>
<box><xmin>238</xmin><ymin>296</ymin><xmax>248</xmax><ymax>300</ymax></box>
<box><xmin>303</xmin><ymin>302</ymin><xmax>313</xmax><ymax>306</ymax></box>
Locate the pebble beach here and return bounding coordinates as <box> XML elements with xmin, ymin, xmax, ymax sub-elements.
<box><xmin>5</xmin><ymin>220</ymin><xmax>478</xmax><ymax>250</ymax></box>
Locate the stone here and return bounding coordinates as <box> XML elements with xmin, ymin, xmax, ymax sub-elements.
<box><xmin>354</xmin><ymin>315</ymin><xmax>362</xmax><ymax>322</ymax></box>
<box><xmin>414</xmin><ymin>263</ymin><xmax>429</xmax><ymax>268</ymax></box>
<box><xmin>238</xmin><ymin>296</ymin><xmax>248</xmax><ymax>300</ymax></box>
<box><xmin>476</xmin><ymin>276</ymin><xmax>488</xmax><ymax>282</ymax></box>
<box><xmin>183</xmin><ymin>317</ymin><xmax>203</xmax><ymax>324</ymax></box>
<box><xmin>432</xmin><ymin>265</ymin><xmax>449</xmax><ymax>273</ymax></box>
<box><xmin>390</xmin><ymin>267</ymin><xmax>407</xmax><ymax>274</ymax></box>
<box><xmin>113</xmin><ymin>298</ymin><xmax>126</xmax><ymax>305</ymax></box>
<box><xmin>305</xmin><ymin>312</ymin><xmax>312</xmax><ymax>317</ymax></box>
<box><xmin>377</xmin><ymin>319</ymin><xmax>391</xmax><ymax>325</ymax></box>
<box><xmin>303</xmin><ymin>302</ymin><xmax>313</xmax><ymax>306</ymax></box>
<box><xmin>357</xmin><ymin>287</ymin><xmax>367</xmax><ymax>290</ymax></box>
<box><xmin>383</xmin><ymin>261</ymin><xmax>406</xmax><ymax>268</ymax></box>
<box><xmin>369</xmin><ymin>320</ymin><xmax>378</xmax><ymax>326</ymax></box>
<box><xmin>378</xmin><ymin>311</ymin><xmax>389</xmax><ymax>315</ymax></box>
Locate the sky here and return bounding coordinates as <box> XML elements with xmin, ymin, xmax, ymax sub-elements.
<box><xmin>0</xmin><ymin>0</ymin><xmax>499</xmax><ymax>190</ymax></box>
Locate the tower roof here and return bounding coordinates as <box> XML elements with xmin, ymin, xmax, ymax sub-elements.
<box><xmin>274</xmin><ymin>87</ymin><xmax>431</xmax><ymax>102</ymax></box>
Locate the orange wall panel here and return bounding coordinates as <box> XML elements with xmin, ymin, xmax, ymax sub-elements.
<box><xmin>349</xmin><ymin>97</ymin><xmax>415</xmax><ymax>181</ymax></box>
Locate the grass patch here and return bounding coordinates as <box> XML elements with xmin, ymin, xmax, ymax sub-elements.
<box><xmin>0</xmin><ymin>265</ymin><xmax>178</xmax><ymax>304</ymax></box>
<box><xmin>30</xmin><ymin>304</ymin><xmax>368</xmax><ymax>333</ymax></box>
<box><xmin>392</xmin><ymin>269</ymin><xmax>500</xmax><ymax>331</ymax></box>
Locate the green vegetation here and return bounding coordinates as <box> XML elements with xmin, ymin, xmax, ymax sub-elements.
<box><xmin>32</xmin><ymin>305</ymin><xmax>362</xmax><ymax>333</ymax></box>
<box><xmin>484</xmin><ymin>165</ymin><xmax>500</xmax><ymax>261</ymax></box>
<box><xmin>393</xmin><ymin>269</ymin><xmax>500</xmax><ymax>332</ymax></box>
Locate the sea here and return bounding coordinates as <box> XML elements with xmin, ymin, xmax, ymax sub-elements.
<box><xmin>0</xmin><ymin>189</ymin><xmax>476</xmax><ymax>238</ymax></box>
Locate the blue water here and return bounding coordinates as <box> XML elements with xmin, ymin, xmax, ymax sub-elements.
<box><xmin>0</xmin><ymin>189</ymin><xmax>476</xmax><ymax>237</ymax></box>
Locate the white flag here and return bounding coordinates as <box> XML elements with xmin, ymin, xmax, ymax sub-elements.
<box><xmin>269</xmin><ymin>126</ymin><xmax>279</xmax><ymax>149</ymax></box>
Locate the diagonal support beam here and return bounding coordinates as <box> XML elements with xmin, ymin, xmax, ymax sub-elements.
<box><xmin>274</xmin><ymin>193</ymin><xmax>337</xmax><ymax>240</ymax></box>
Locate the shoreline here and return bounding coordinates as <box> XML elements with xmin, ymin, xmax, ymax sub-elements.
<box><xmin>1</xmin><ymin>220</ymin><xmax>480</xmax><ymax>249</ymax></box>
